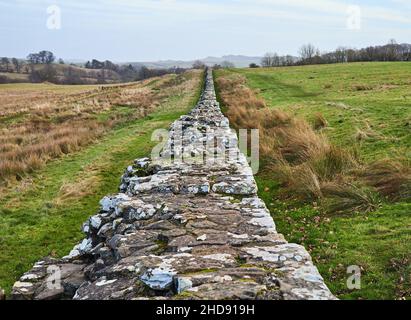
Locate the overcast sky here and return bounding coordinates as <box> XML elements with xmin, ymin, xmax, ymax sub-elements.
<box><xmin>0</xmin><ymin>0</ymin><xmax>410</xmax><ymax>61</ymax></box>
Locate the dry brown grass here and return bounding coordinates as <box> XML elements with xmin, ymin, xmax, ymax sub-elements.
<box><xmin>217</xmin><ymin>73</ymin><xmax>410</xmax><ymax>214</ymax></box>
<box><xmin>360</xmin><ymin>159</ymin><xmax>411</xmax><ymax>201</ymax></box>
<box><xmin>313</xmin><ymin>113</ymin><xmax>329</xmax><ymax>130</ymax></box>
<box><xmin>354</xmin><ymin>120</ymin><xmax>383</xmax><ymax>141</ymax></box>
<box><xmin>321</xmin><ymin>182</ymin><xmax>382</xmax><ymax>214</ymax></box>
<box><xmin>0</xmin><ymin>72</ymin><xmax>199</xmax><ymax>184</ymax></box>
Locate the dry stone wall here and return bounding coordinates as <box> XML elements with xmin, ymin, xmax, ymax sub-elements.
<box><xmin>11</xmin><ymin>69</ymin><xmax>336</xmax><ymax>300</ymax></box>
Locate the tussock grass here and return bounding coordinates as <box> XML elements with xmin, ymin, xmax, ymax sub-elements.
<box><xmin>322</xmin><ymin>182</ymin><xmax>382</xmax><ymax>214</ymax></box>
<box><xmin>313</xmin><ymin>113</ymin><xmax>329</xmax><ymax>130</ymax></box>
<box><xmin>360</xmin><ymin>159</ymin><xmax>411</xmax><ymax>201</ymax></box>
<box><xmin>354</xmin><ymin>121</ymin><xmax>383</xmax><ymax>142</ymax></box>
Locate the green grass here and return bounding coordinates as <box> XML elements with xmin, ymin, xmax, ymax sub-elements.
<box><xmin>226</xmin><ymin>62</ymin><xmax>411</xmax><ymax>161</ymax></box>
<box><xmin>216</xmin><ymin>62</ymin><xmax>411</xmax><ymax>300</ymax></box>
<box><xmin>0</xmin><ymin>71</ymin><xmax>203</xmax><ymax>295</ymax></box>
<box><xmin>0</xmin><ymin>81</ymin><xmax>99</xmax><ymax>92</ymax></box>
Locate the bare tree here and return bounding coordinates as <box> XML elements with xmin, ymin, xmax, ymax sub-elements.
<box><xmin>261</xmin><ymin>53</ymin><xmax>272</xmax><ymax>67</ymax></box>
<box><xmin>1</xmin><ymin>57</ymin><xmax>10</xmax><ymax>72</ymax></box>
<box><xmin>29</xmin><ymin>64</ymin><xmax>57</xmax><ymax>83</ymax></box>
<box><xmin>284</xmin><ymin>55</ymin><xmax>295</xmax><ymax>66</ymax></box>
<box><xmin>385</xmin><ymin>39</ymin><xmax>400</xmax><ymax>61</ymax></box>
<box><xmin>335</xmin><ymin>47</ymin><xmax>348</xmax><ymax>63</ymax></box>
<box><xmin>299</xmin><ymin>44</ymin><xmax>318</xmax><ymax>64</ymax></box>
<box><xmin>262</xmin><ymin>52</ymin><xmax>280</xmax><ymax>67</ymax></box>
<box><xmin>11</xmin><ymin>58</ymin><xmax>21</xmax><ymax>72</ymax></box>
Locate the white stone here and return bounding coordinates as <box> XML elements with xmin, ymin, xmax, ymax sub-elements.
<box><xmin>96</xmin><ymin>279</ymin><xmax>118</xmax><ymax>287</ymax></box>
<box><xmin>79</xmin><ymin>238</ymin><xmax>93</xmax><ymax>253</ymax></box>
<box><xmin>197</xmin><ymin>234</ymin><xmax>207</xmax><ymax>241</ymax></box>
<box><xmin>203</xmin><ymin>253</ymin><xmax>233</xmax><ymax>263</ymax></box>
<box><xmin>13</xmin><ymin>281</ymin><xmax>33</xmax><ymax>288</ymax></box>
<box><xmin>21</xmin><ymin>274</ymin><xmax>41</xmax><ymax>281</ymax></box>
<box><xmin>90</xmin><ymin>215</ymin><xmax>102</xmax><ymax>229</ymax></box>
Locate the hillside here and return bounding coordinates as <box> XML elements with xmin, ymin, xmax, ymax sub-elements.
<box><xmin>215</xmin><ymin>62</ymin><xmax>411</xmax><ymax>300</ymax></box>
<box><xmin>0</xmin><ymin>64</ymin><xmax>122</xmax><ymax>84</ymax></box>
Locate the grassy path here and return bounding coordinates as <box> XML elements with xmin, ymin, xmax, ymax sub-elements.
<box><xmin>0</xmin><ymin>73</ymin><xmax>203</xmax><ymax>294</ymax></box>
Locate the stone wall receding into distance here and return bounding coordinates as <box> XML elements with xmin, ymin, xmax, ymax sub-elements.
<box><xmin>11</xmin><ymin>69</ymin><xmax>336</xmax><ymax>300</ymax></box>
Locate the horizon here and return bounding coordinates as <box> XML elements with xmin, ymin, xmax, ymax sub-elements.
<box><xmin>1</xmin><ymin>0</ymin><xmax>410</xmax><ymax>62</ymax></box>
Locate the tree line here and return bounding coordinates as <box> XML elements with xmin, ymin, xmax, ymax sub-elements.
<box><xmin>259</xmin><ymin>40</ymin><xmax>411</xmax><ymax>68</ymax></box>
<box><xmin>83</xmin><ymin>59</ymin><xmax>185</xmax><ymax>82</ymax></box>
<box><xmin>0</xmin><ymin>51</ymin><xmax>185</xmax><ymax>85</ymax></box>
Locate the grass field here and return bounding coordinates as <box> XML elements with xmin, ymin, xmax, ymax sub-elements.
<box><xmin>215</xmin><ymin>62</ymin><xmax>411</xmax><ymax>300</ymax></box>
<box><xmin>0</xmin><ymin>70</ymin><xmax>203</xmax><ymax>294</ymax></box>
<box><xmin>233</xmin><ymin>62</ymin><xmax>410</xmax><ymax>161</ymax></box>
<box><xmin>0</xmin><ymin>72</ymin><xmax>200</xmax><ymax>183</ymax></box>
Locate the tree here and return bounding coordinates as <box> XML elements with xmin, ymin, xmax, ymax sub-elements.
<box><xmin>11</xmin><ymin>58</ymin><xmax>21</xmax><ymax>72</ymax></box>
<box><xmin>261</xmin><ymin>53</ymin><xmax>280</xmax><ymax>67</ymax></box>
<box><xmin>284</xmin><ymin>55</ymin><xmax>295</xmax><ymax>66</ymax></box>
<box><xmin>23</xmin><ymin>64</ymin><xmax>30</xmax><ymax>74</ymax></box>
<box><xmin>29</xmin><ymin>64</ymin><xmax>57</xmax><ymax>83</ymax></box>
<box><xmin>261</xmin><ymin>53</ymin><xmax>273</xmax><ymax>67</ymax></box>
<box><xmin>37</xmin><ymin>51</ymin><xmax>55</xmax><ymax>64</ymax></box>
<box><xmin>58</xmin><ymin>58</ymin><xmax>65</xmax><ymax>64</ymax></box>
<box><xmin>299</xmin><ymin>44</ymin><xmax>318</xmax><ymax>64</ymax></box>
<box><xmin>27</xmin><ymin>53</ymin><xmax>40</xmax><ymax>65</ymax></box>
<box><xmin>27</xmin><ymin>51</ymin><xmax>55</xmax><ymax>64</ymax></box>
<box><xmin>118</xmin><ymin>64</ymin><xmax>139</xmax><ymax>82</ymax></box>
<box><xmin>139</xmin><ymin>66</ymin><xmax>151</xmax><ymax>80</ymax></box>
<box><xmin>1</xmin><ymin>57</ymin><xmax>10</xmax><ymax>72</ymax></box>
<box><xmin>335</xmin><ymin>47</ymin><xmax>348</xmax><ymax>63</ymax></box>
<box><xmin>45</xmin><ymin>51</ymin><xmax>55</xmax><ymax>64</ymax></box>
<box><xmin>192</xmin><ymin>60</ymin><xmax>206</xmax><ymax>69</ymax></box>
<box><xmin>103</xmin><ymin>60</ymin><xmax>118</xmax><ymax>72</ymax></box>
<box><xmin>385</xmin><ymin>39</ymin><xmax>400</xmax><ymax>61</ymax></box>
<box><xmin>91</xmin><ymin>59</ymin><xmax>104</xmax><ymax>69</ymax></box>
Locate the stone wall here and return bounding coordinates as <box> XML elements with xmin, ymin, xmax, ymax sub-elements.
<box><xmin>11</xmin><ymin>69</ymin><xmax>336</xmax><ymax>300</ymax></box>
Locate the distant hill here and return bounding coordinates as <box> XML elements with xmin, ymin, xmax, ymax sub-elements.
<box><xmin>126</xmin><ymin>55</ymin><xmax>263</xmax><ymax>69</ymax></box>
<box><xmin>203</xmin><ymin>55</ymin><xmax>263</xmax><ymax>67</ymax></box>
